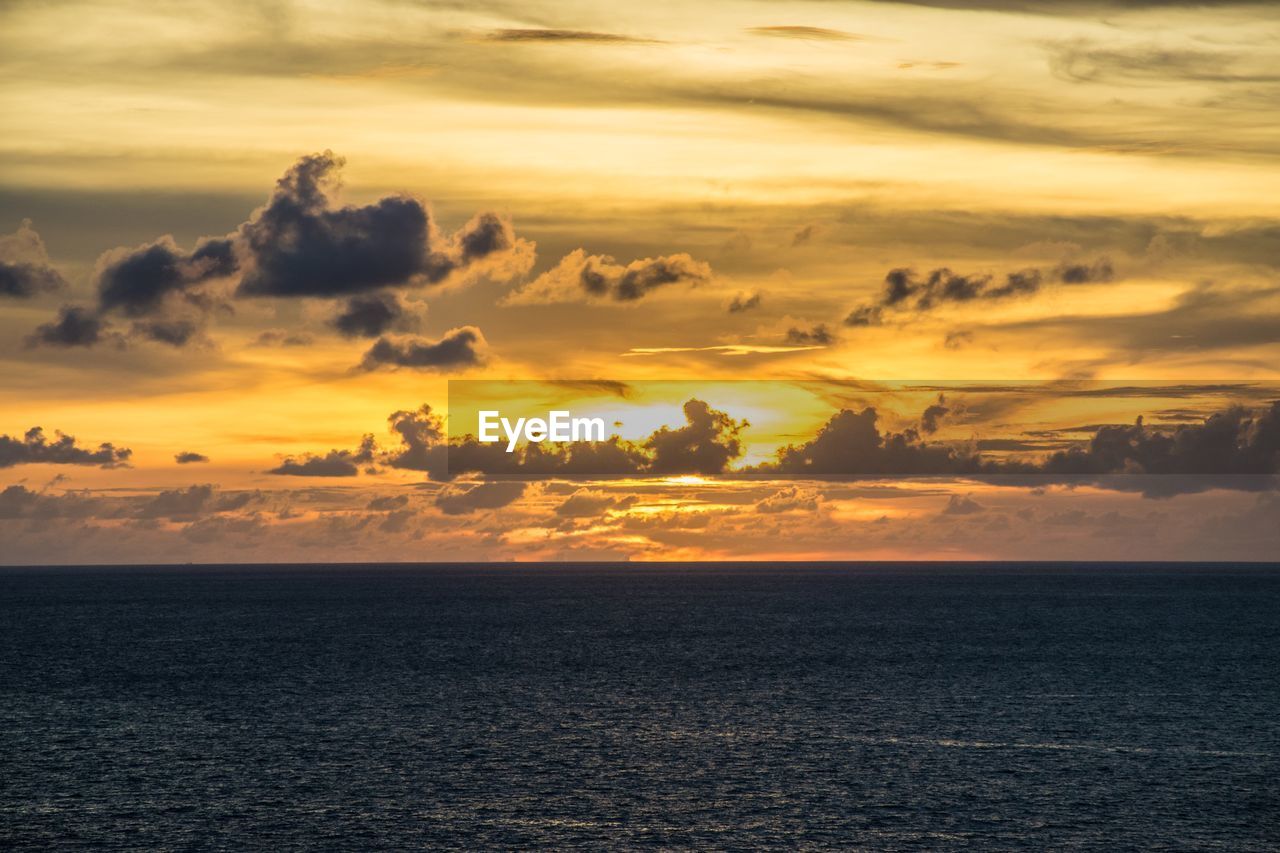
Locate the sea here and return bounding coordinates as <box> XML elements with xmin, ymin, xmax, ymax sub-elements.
<box><xmin>1</xmin><ymin>563</ymin><xmax>1277</xmax><ymax>850</ymax></box>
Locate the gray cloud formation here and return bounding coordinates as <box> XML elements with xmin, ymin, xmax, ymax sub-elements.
<box><xmin>0</xmin><ymin>221</ymin><xmax>68</xmax><ymax>298</ymax></box>
<box><xmin>175</xmin><ymin>451</ymin><xmax>209</xmax><ymax>464</ymax></box>
<box><xmin>331</xmin><ymin>292</ymin><xmax>421</xmax><ymax>338</ymax></box>
<box><xmin>30</xmin><ymin>153</ymin><xmax>518</xmax><ymax>350</ymax></box>
<box><xmin>435</xmin><ymin>481</ymin><xmax>527</xmax><ymax>515</ymax></box>
<box><xmin>359</xmin><ymin>327</ymin><xmax>485</xmax><ymax>371</ymax></box>
<box><xmin>268</xmin><ymin>435</ymin><xmax>377</xmax><ymax>477</ymax></box>
<box><xmin>0</xmin><ymin>427</ymin><xmax>131</xmax><ymax>469</ymax></box>
<box><xmin>505</xmin><ymin>249</ymin><xmax>711</xmax><ymax>304</ymax></box>
<box><xmin>846</xmin><ymin>260</ymin><xmax>1114</xmax><ymax>325</ymax></box>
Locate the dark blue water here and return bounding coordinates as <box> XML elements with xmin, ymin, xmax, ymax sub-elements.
<box><xmin>1</xmin><ymin>564</ymin><xmax>1278</xmax><ymax>850</ymax></box>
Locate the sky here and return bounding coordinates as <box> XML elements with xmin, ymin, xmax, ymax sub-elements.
<box><xmin>2</xmin><ymin>0</ymin><xmax>1279</xmax><ymax>563</ymax></box>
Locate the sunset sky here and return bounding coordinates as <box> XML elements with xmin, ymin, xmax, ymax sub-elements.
<box><xmin>2</xmin><ymin>0</ymin><xmax>1278</xmax><ymax>563</ymax></box>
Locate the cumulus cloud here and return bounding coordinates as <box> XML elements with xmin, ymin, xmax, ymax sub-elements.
<box><xmin>96</xmin><ymin>235</ymin><xmax>237</xmax><ymax>317</ymax></box>
<box><xmin>505</xmin><ymin>249</ymin><xmax>711</xmax><ymax>304</ymax></box>
<box><xmin>331</xmin><ymin>292</ymin><xmax>422</xmax><ymax>338</ymax></box>
<box><xmin>755</xmin><ymin>400</ymin><xmax>1280</xmax><ymax>496</ymax></box>
<box><xmin>237</xmin><ymin>153</ymin><xmax>531</xmax><ymax>298</ymax></box>
<box><xmin>136</xmin><ymin>484</ymin><xmax>258</xmax><ymax>519</ymax></box>
<box><xmin>175</xmin><ymin>451</ymin><xmax>209</xmax><ymax>464</ymax></box>
<box><xmin>755</xmin><ymin>486</ymin><xmax>820</xmax><ymax>513</ymax></box>
<box><xmin>359</xmin><ymin>327</ymin><xmax>485</xmax><ymax>371</ymax></box>
<box><xmin>383</xmin><ymin>404</ymin><xmax>447</xmax><ymax>475</ymax></box>
<box><xmin>0</xmin><ymin>427</ymin><xmax>131</xmax><ymax>469</ymax></box>
<box><xmin>0</xmin><ymin>220</ymin><xmax>68</xmax><ymax>298</ymax></box>
<box><xmin>25</xmin><ymin>305</ymin><xmax>118</xmax><ymax>348</ymax></box>
<box><xmin>435</xmin><ymin>481</ymin><xmax>527</xmax><ymax>515</ymax></box>
<box><xmin>784</xmin><ymin>324</ymin><xmax>835</xmax><ymax>346</ymax></box>
<box><xmin>28</xmin><ymin>152</ymin><xmax>525</xmax><ymax>348</ymax></box>
<box><xmin>844</xmin><ymin>260</ymin><xmax>1114</xmax><ymax>326</ymax></box>
<box><xmin>554</xmin><ymin>489</ymin><xmax>637</xmax><ymax>517</ymax></box>
<box><xmin>728</xmin><ymin>291</ymin><xmax>762</xmax><ymax>313</ymax></box>
<box><xmin>268</xmin><ymin>435</ymin><xmax>377</xmax><ymax>477</ymax></box>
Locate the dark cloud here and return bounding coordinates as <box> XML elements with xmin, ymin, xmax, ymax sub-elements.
<box><xmin>507</xmin><ymin>250</ymin><xmax>711</xmax><ymax>304</ymax></box>
<box><xmin>29</xmin><ymin>153</ymin><xmax>521</xmax><ymax>348</ymax></box>
<box><xmin>979</xmin><ymin>283</ymin><xmax>1280</xmax><ymax>354</ymax></box>
<box><xmin>268</xmin><ymin>435</ymin><xmax>377</xmax><ymax>477</ymax></box>
<box><xmin>845</xmin><ymin>259</ymin><xmax>1114</xmax><ymax>325</ymax></box>
<box><xmin>728</xmin><ymin>291</ymin><xmax>762</xmax><ymax>313</ymax></box>
<box><xmin>554</xmin><ymin>489</ymin><xmax>637</xmax><ymax>517</ymax></box>
<box><xmin>921</xmin><ymin>395</ymin><xmax>950</xmax><ymax>434</ymax></box>
<box><xmin>359</xmin><ymin>327</ymin><xmax>485</xmax><ymax>371</ymax></box>
<box><xmin>175</xmin><ymin>451</ymin><xmax>209</xmax><ymax>464</ymax></box>
<box><xmin>754</xmin><ymin>400</ymin><xmax>1280</xmax><ymax>496</ymax></box>
<box><xmin>784</xmin><ymin>324</ymin><xmax>835</xmax><ymax>346</ymax></box>
<box><xmin>439</xmin><ymin>398</ymin><xmax>743</xmax><ymax>480</ymax></box>
<box><xmin>483</xmin><ymin>29</ymin><xmax>653</xmax><ymax>43</ymax></box>
<box><xmin>236</xmin><ymin>152</ymin><xmax>445</xmax><ymax>298</ymax></box>
<box><xmin>1049</xmin><ymin>42</ymin><xmax>1280</xmax><ymax>86</ymax></box>
<box><xmin>943</xmin><ymin>494</ymin><xmax>985</xmax><ymax>515</ymax></box>
<box><xmin>383</xmin><ymin>405</ymin><xmax>446</xmax><ymax>476</ymax></box>
<box><xmin>134</xmin><ymin>484</ymin><xmax>259</xmax><ymax>520</ymax></box>
<box><xmin>0</xmin><ymin>220</ymin><xmax>68</xmax><ymax>298</ymax></box>
<box><xmin>0</xmin><ymin>427</ymin><xmax>131</xmax><ymax>469</ymax></box>
<box><xmin>435</xmin><ymin>481</ymin><xmax>526</xmax><ymax>515</ymax></box>
<box><xmin>367</xmin><ymin>494</ymin><xmax>410</xmax><ymax>511</ymax></box>
<box><xmin>747</xmin><ymin>26</ymin><xmax>865</xmax><ymax>41</ymax></box>
<box><xmin>331</xmin><ymin>292</ymin><xmax>420</xmax><ymax>338</ymax></box>
<box><xmin>96</xmin><ymin>235</ymin><xmax>237</xmax><ymax>316</ymax></box>
<box><xmin>253</xmin><ymin>329</ymin><xmax>314</xmax><ymax>347</ymax></box>
<box><xmin>0</xmin><ymin>485</ymin><xmax>101</xmax><ymax>520</ymax></box>
<box><xmin>25</xmin><ymin>305</ymin><xmax>116</xmax><ymax>348</ymax></box>
<box><xmin>645</xmin><ymin>399</ymin><xmax>746</xmax><ymax>476</ymax></box>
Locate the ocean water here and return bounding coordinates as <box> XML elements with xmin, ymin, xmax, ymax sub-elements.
<box><xmin>1</xmin><ymin>563</ymin><xmax>1277</xmax><ymax>850</ymax></box>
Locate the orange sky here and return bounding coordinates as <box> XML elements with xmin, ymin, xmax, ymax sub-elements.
<box><xmin>2</xmin><ymin>0</ymin><xmax>1278</xmax><ymax>563</ymax></box>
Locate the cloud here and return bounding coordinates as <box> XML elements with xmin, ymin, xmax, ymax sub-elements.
<box><xmin>367</xmin><ymin>494</ymin><xmax>410</xmax><ymax>511</ymax></box>
<box><xmin>747</xmin><ymin>26</ymin><xmax>865</xmax><ymax>41</ymax></box>
<box><xmin>921</xmin><ymin>395</ymin><xmax>950</xmax><ymax>434</ymax></box>
<box><xmin>755</xmin><ymin>486</ymin><xmax>820</xmax><ymax>513</ymax></box>
<box><xmin>505</xmin><ymin>249</ymin><xmax>711</xmax><ymax>304</ymax></box>
<box><xmin>483</xmin><ymin>29</ymin><xmax>654</xmax><ymax>44</ymax></box>
<box><xmin>0</xmin><ymin>427</ymin><xmax>131</xmax><ymax>469</ymax></box>
<box><xmin>728</xmin><ymin>291</ymin><xmax>762</xmax><ymax>313</ymax></box>
<box><xmin>844</xmin><ymin>260</ymin><xmax>1114</xmax><ymax>325</ymax></box>
<box><xmin>135</xmin><ymin>484</ymin><xmax>258</xmax><ymax>520</ymax></box>
<box><xmin>977</xmin><ymin>283</ymin><xmax>1280</xmax><ymax>355</ymax></box>
<box><xmin>1049</xmin><ymin>41</ymin><xmax>1280</xmax><ymax>86</ymax></box>
<box><xmin>27</xmin><ymin>153</ymin><xmax>527</xmax><ymax>348</ymax></box>
<box><xmin>0</xmin><ymin>484</ymin><xmax>103</xmax><ymax>520</ymax></box>
<box><xmin>383</xmin><ymin>404</ymin><xmax>447</xmax><ymax>476</ymax></box>
<box><xmin>943</xmin><ymin>494</ymin><xmax>985</xmax><ymax>515</ymax></box>
<box><xmin>754</xmin><ymin>400</ymin><xmax>1280</xmax><ymax>496</ymax></box>
<box><xmin>0</xmin><ymin>220</ymin><xmax>68</xmax><ymax>298</ymax></box>
<box><xmin>784</xmin><ymin>324</ymin><xmax>835</xmax><ymax>346</ymax></box>
<box><xmin>554</xmin><ymin>489</ymin><xmax>637</xmax><ymax>517</ymax></box>
<box><xmin>268</xmin><ymin>435</ymin><xmax>376</xmax><ymax>477</ymax></box>
<box><xmin>359</xmin><ymin>327</ymin><xmax>485</xmax><ymax>371</ymax></box>
<box><xmin>25</xmin><ymin>305</ymin><xmax>118</xmax><ymax>348</ymax></box>
<box><xmin>95</xmin><ymin>234</ymin><xmax>237</xmax><ymax>317</ymax></box>
<box><xmin>175</xmin><ymin>451</ymin><xmax>209</xmax><ymax>464</ymax></box>
<box><xmin>645</xmin><ymin>399</ymin><xmax>747</xmax><ymax>476</ymax></box>
<box><xmin>237</xmin><ymin>152</ymin><xmax>531</xmax><ymax>298</ymax></box>
<box><xmin>331</xmin><ymin>292</ymin><xmax>422</xmax><ymax>338</ymax></box>
<box><xmin>435</xmin><ymin>481</ymin><xmax>526</xmax><ymax>515</ymax></box>
<box><xmin>253</xmin><ymin>329</ymin><xmax>314</xmax><ymax>347</ymax></box>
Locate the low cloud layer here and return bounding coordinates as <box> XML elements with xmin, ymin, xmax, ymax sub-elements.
<box><xmin>0</xmin><ymin>427</ymin><xmax>131</xmax><ymax>469</ymax></box>
<box><xmin>0</xmin><ymin>221</ymin><xmax>68</xmax><ymax>298</ymax></box>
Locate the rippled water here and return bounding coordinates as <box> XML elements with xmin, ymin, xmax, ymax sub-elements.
<box><xmin>2</xmin><ymin>564</ymin><xmax>1278</xmax><ymax>849</ymax></box>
